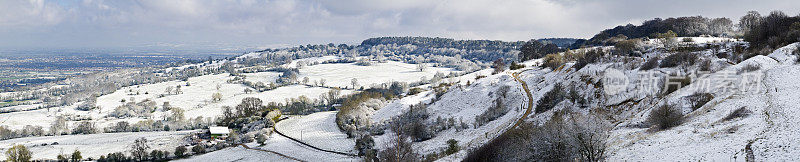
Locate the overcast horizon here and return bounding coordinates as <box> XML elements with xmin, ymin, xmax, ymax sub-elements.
<box><xmin>2</xmin><ymin>0</ymin><xmax>800</xmax><ymax>50</ymax></box>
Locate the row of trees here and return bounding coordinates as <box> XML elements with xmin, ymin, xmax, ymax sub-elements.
<box><xmin>586</xmin><ymin>16</ymin><xmax>735</xmax><ymax>45</ymax></box>
<box><xmin>740</xmin><ymin>11</ymin><xmax>800</xmax><ymax>49</ymax></box>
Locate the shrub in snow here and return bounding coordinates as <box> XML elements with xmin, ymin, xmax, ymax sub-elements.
<box><xmin>614</xmin><ymin>39</ymin><xmax>641</xmax><ymax>56</ymax></box>
<box><xmin>647</xmin><ymin>104</ymin><xmax>684</xmax><ymax>130</ymax></box>
<box><xmin>640</xmin><ymin>57</ymin><xmax>659</xmax><ymax>71</ymax></box>
<box><xmin>465</xmin><ymin>111</ymin><xmax>609</xmax><ymax>161</ymax></box>
<box><xmin>795</xmin><ymin>45</ymin><xmax>800</xmax><ymax>64</ymax></box>
<box><xmin>337</xmin><ymin>96</ymin><xmax>386</xmax><ymax>137</ymax></box>
<box><xmin>445</xmin><ymin>139</ymin><xmax>460</xmax><ymax>155</ymax></box>
<box><xmin>108</xmin><ymin>99</ymin><xmax>157</xmax><ymax>118</ymax></box>
<box><xmin>662</xmin><ymin>75</ymin><xmax>691</xmax><ymax>95</ymax></box>
<box><xmin>5</xmin><ymin>144</ymin><xmax>31</xmax><ymax>162</ymax></box>
<box><xmin>509</xmin><ymin>61</ymin><xmax>525</xmax><ymax>70</ymax></box>
<box><xmin>737</xmin><ymin>64</ymin><xmax>761</xmax><ymax>74</ymax></box>
<box><xmin>699</xmin><ymin>59</ymin><xmax>712</xmax><ymax>71</ymax></box>
<box><xmin>542</xmin><ymin>53</ymin><xmax>565</xmax><ymax>70</ymax></box>
<box><xmin>70</xmin><ymin>150</ymin><xmax>82</xmax><ymax>162</ymax></box>
<box><xmin>389</xmin><ymin>103</ymin><xmax>434</xmax><ymax>142</ymax></box>
<box><xmin>72</xmin><ymin>121</ymin><xmax>97</xmax><ymax>135</ymax></box>
<box><xmin>722</xmin><ymin>107</ymin><xmax>753</xmax><ymax>121</ymax></box>
<box><xmin>355</xmin><ymin>135</ymin><xmax>376</xmax><ymax>156</ymax></box>
<box><xmin>659</xmin><ymin>52</ymin><xmax>697</xmax><ymax>68</ymax></box>
<box><xmin>407</xmin><ymin>87</ymin><xmax>424</xmax><ymax>96</ymax></box>
<box><xmin>174</xmin><ymin>146</ymin><xmax>187</xmax><ymax>158</ymax></box>
<box><xmin>575</xmin><ymin>49</ymin><xmax>604</xmax><ymax>70</ymax></box>
<box><xmin>378</xmin><ymin>129</ymin><xmax>418</xmax><ymax>162</ymax></box>
<box><xmin>150</xmin><ymin>150</ymin><xmax>166</xmax><ymax>161</ymax></box>
<box><xmin>192</xmin><ymin>144</ymin><xmax>206</xmax><ymax>154</ymax></box>
<box><xmin>536</xmin><ymin>83</ymin><xmax>567</xmax><ymax>113</ymax></box>
<box><xmin>98</xmin><ymin>152</ymin><xmax>128</xmax><ymax>162</ymax></box>
<box><xmin>686</xmin><ymin>92</ymin><xmax>714</xmax><ymax>111</ymax></box>
<box><xmin>492</xmin><ymin>58</ymin><xmax>506</xmax><ymax>74</ymax></box>
<box><xmin>476</xmin><ymin>97</ymin><xmax>508</xmax><ymax>127</ymax></box>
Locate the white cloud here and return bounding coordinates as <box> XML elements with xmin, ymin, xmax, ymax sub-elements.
<box><xmin>0</xmin><ymin>0</ymin><xmax>798</xmax><ymax>48</ymax></box>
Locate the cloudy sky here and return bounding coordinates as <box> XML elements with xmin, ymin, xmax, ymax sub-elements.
<box><xmin>1</xmin><ymin>0</ymin><xmax>798</xmax><ymax>49</ymax></box>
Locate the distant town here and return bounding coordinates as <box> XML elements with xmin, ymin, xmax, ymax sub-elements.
<box><xmin>0</xmin><ymin>48</ymin><xmax>240</xmax><ymax>91</ymax></box>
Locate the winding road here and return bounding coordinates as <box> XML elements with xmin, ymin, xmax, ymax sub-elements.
<box><xmin>510</xmin><ymin>70</ymin><xmax>535</xmax><ymax>129</ymax></box>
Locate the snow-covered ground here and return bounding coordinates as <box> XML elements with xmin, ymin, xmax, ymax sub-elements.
<box><xmin>175</xmin><ymin>145</ymin><xmax>294</xmax><ymax>162</ymax></box>
<box><xmin>0</xmin><ymin>130</ymin><xmax>195</xmax><ymax>160</ymax></box>
<box><xmin>242</xmin><ymin>72</ymin><xmax>281</xmax><ymax>84</ymax></box>
<box><xmin>604</xmin><ymin>43</ymin><xmax>800</xmax><ymax>161</ymax></box>
<box><xmin>275</xmin><ymin>111</ymin><xmax>355</xmax><ymax>153</ymax></box>
<box><xmin>372</xmin><ymin>72</ymin><xmax>528</xmax><ymax>157</ymax></box>
<box><xmin>299</xmin><ymin>61</ymin><xmax>459</xmax><ymax>88</ymax></box>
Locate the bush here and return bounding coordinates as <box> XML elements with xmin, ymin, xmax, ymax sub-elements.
<box><xmin>509</xmin><ymin>61</ymin><xmax>526</xmax><ymax>70</ymax></box>
<box><xmin>465</xmin><ymin>112</ymin><xmax>609</xmax><ymax>161</ymax></box>
<box><xmin>71</xmin><ymin>150</ymin><xmax>82</xmax><ymax>162</ymax></box>
<box><xmin>192</xmin><ymin>144</ymin><xmax>206</xmax><ymax>154</ymax></box>
<box><xmin>389</xmin><ymin>103</ymin><xmax>434</xmax><ymax>142</ymax></box>
<box><xmin>722</xmin><ymin>107</ymin><xmax>752</xmax><ymax>121</ymax></box>
<box><xmin>492</xmin><ymin>59</ymin><xmax>506</xmax><ymax>74</ymax></box>
<box><xmin>174</xmin><ymin>146</ymin><xmax>187</xmax><ymax>158</ymax></box>
<box><xmin>614</xmin><ymin>39</ymin><xmax>640</xmax><ymax>56</ymax></box>
<box><xmin>5</xmin><ymin>144</ymin><xmax>31</xmax><ymax>162</ymax></box>
<box><xmin>682</xmin><ymin>37</ymin><xmax>694</xmax><ymax>42</ymax></box>
<box><xmin>686</xmin><ymin>92</ymin><xmax>713</xmax><ymax>111</ymax></box>
<box><xmin>378</xmin><ymin>131</ymin><xmax>417</xmax><ymax>162</ymax></box>
<box><xmin>72</xmin><ymin>121</ymin><xmax>97</xmax><ymax>134</ymax></box>
<box><xmin>407</xmin><ymin>87</ymin><xmax>424</xmax><ymax>96</ymax></box>
<box><xmin>660</xmin><ymin>52</ymin><xmax>697</xmax><ymax>68</ymax></box>
<box><xmin>475</xmin><ymin>97</ymin><xmax>508</xmax><ymax>127</ymax></box>
<box><xmin>647</xmin><ymin>104</ymin><xmax>684</xmax><ymax>130</ymax></box>
<box><xmin>355</xmin><ymin>135</ymin><xmax>376</xmax><ymax>156</ymax></box>
<box><xmin>737</xmin><ymin>64</ymin><xmax>761</xmax><ymax>74</ymax></box>
<box><xmin>99</xmin><ymin>152</ymin><xmax>128</xmax><ymax>162</ymax></box>
<box><xmin>795</xmin><ymin>45</ymin><xmax>800</xmax><ymax>64</ymax></box>
<box><xmin>699</xmin><ymin>59</ymin><xmax>712</xmax><ymax>71</ymax></box>
<box><xmin>542</xmin><ymin>54</ymin><xmax>564</xmax><ymax>70</ymax></box>
<box><xmin>575</xmin><ymin>49</ymin><xmax>604</xmax><ymax>70</ymax></box>
<box><xmin>640</xmin><ymin>57</ymin><xmax>659</xmax><ymax>71</ymax></box>
<box><xmin>150</xmin><ymin>150</ymin><xmax>165</xmax><ymax>161</ymax></box>
<box><xmin>444</xmin><ymin>139</ymin><xmax>460</xmax><ymax>155</ymax></box>
<box><xmin>662</xmin><ymin>75</ymin><xmax>691</xmax><ymax>95</ymax></box>
<box><xmin>536</xmin><ymin>84</ymin><xmax>566</xmax><ymax>113</ymax></box>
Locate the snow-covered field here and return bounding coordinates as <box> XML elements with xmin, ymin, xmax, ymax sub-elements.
<box><xmin>275</xmin><ymin>111</ymin><xmax>355</xmax><ymax>153</ymax></box>
<box><xmin>300</xmin><ymin>61</ymin><xmax>459</xmax><ymax>88</ymax></box>
<box><xmin>242</xmin><ymin>72</ymin><xmax>281</xmax><ymax>84</ymax></box>
<box><xmin>175</xmin><ymin>145</ymin><xmax>294</xmax><ymax>162</ymax></box>
<box><xmin>0</xmin><ymin>130</ymin><xmax>195</xmax><ymax>160</ymax></box>
<box><xmin>188</xmin><ymin>127</ymin><xmax>359</xmax><ymax>162</ymax></box>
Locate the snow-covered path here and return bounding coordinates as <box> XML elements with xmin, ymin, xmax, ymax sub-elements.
<box><xmin>752</xmin><ymin>65</ymin><xmax>800</xmax><ymax>161</ymax></box>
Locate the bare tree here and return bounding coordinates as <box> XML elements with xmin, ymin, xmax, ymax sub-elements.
<box><xmin>131</xmin><ymin>137</ymin><xmax>150</xmax><ymax>161</ymax></box>
<box><xmin>165</xmin><ymin>86</ymin><xmax>173</xmax><ymax>95</ymax></box>
<box><xmin>50</xmin><ymin>115</ymin><xmax>68</xmax><ymax>135</ymax></box>
<box><xmin>351</xmin><ymin>78</ymin><xmax>359</xmax><ymax>89</ymax></box>
<box><xmin>417</xmin><ymin>63</ymin><xmax>427</xmax><ymax>72</ymax></box>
